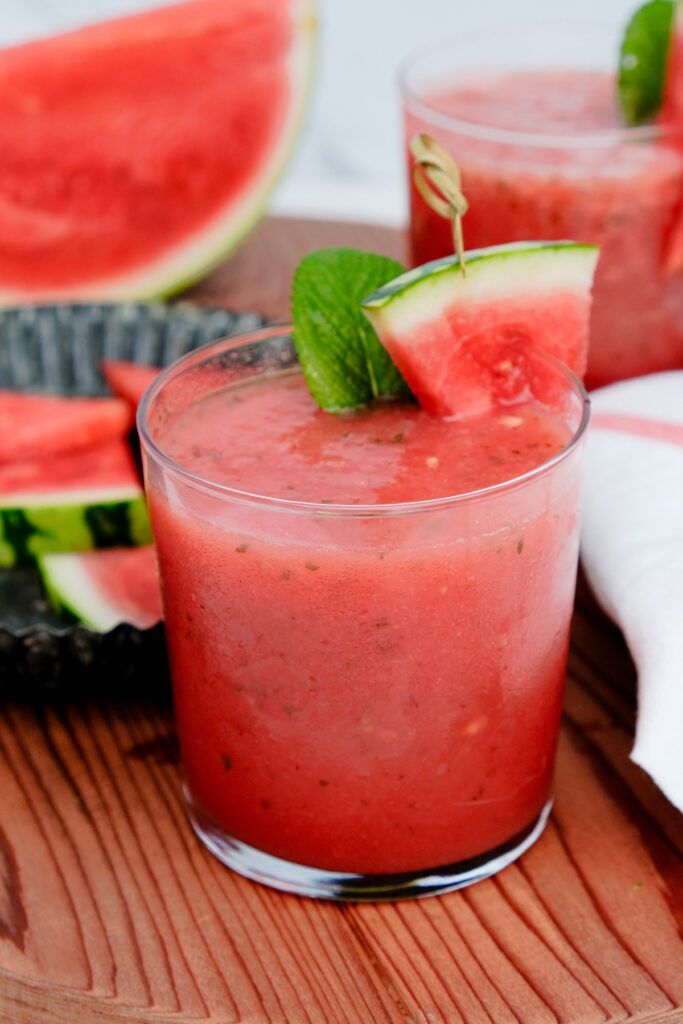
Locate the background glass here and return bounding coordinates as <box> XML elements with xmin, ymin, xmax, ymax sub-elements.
<box><xmin>402</xmin><ymin>24</ymin><xmax>683</xmax><ymax>389</ymax></box>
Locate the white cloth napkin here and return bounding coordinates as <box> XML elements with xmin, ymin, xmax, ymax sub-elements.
<box><xmin>579</xmin><ymin>371</ymin><xmax>683</xmax><ymax>812</ymax></box>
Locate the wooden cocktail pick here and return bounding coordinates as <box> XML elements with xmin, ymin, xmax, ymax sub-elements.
<box><xmin>410</xmin><ymin>132</ymin><xmax>469</xmax><ymax>275</ymax></box>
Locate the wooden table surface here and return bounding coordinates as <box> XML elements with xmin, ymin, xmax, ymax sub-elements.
<box><xmin>0</xmin><ymin>217</ymin><xmax>681</xmax><ymax>1024</ymax></box>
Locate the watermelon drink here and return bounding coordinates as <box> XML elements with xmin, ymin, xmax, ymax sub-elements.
<box><xmin>139</xmin><ymin>324</ymin><xmax>589</xmax><ymax>900</ymax></box>
<box><xmin>402</xmin><ymin>25</ymin><xmax>683</xmax><ymax>389</ymax></box>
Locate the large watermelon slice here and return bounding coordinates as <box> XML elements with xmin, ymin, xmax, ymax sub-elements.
<box><xmin>362</xmin><ymin>242</ymin><xmax>598</xmax><ymax>418</ymax></box>
<box><xmin>0</xmin><ymin>390</ymin><xmax>131</xmax><ymax>462</ymax></box>
<box><xmin>38</xmin><ymin>546</ymin><xmax>162</xmax><ymax>632</ymax></box>
<box><xmin>0</xmin><ymin>438</ymin><xmax>151</xmax><ymax>566</ymax></box>
<box><xmin>0</xmin><ymin>0</ymin><xmax>315</xmax><ymax>302</ymax></box>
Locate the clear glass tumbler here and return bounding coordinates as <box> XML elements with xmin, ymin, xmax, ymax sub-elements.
<box><xmin>139</xmin><ymin>325</ymin><xmax>589</xmax><ymax>900</ymax></box>
<box><xmin>401</xmin><ymin>23</ymin><xmax>683</xmax><ymax>389</ymax></box>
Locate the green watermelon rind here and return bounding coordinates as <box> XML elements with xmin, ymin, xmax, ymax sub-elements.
<box><xmin>361</xmin><ymin>242</ymin><xmax>600</xmax><ymax>334</ymax></box>
<box><xmin>37</xmin><ymin>550</ymin><xmax>158</xmax><ymax>633</ymax></box>
<box><xmin>617</xmin><ymin>0</ymin><xmax>676</xmax><ymax>126</ymax></box>
<box><xmin>0</xmin><ymin>0</ymin><xmax>317</xmax><ymax>304</ymax></box>
<box><xmin>0</xmin><ymin>490</ymin><xmax>151</xmax><ymax>567</ymax></box>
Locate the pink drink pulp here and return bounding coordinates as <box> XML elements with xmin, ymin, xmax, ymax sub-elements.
<box><xmin>404</xmin><ymin>56</ymin><xmax>683</xmax><ymax>389</ymax></box>
<box><xmin>141</xmin><ymin>329</ymin><xmax>589</xmax><ymax>888</ymax></box>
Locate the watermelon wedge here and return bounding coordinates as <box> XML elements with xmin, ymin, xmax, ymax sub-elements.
<box><xmin>362</xmin><ymin>242</ymin><xmax>598</xmax><ymax>418</ymax></box>
<box><xmin>102</xmin><ymin>360</ymin><xmax>159</xmax><ymax>411</ymax></box>
<box><xmin>0</xmin><ymin>438</ymin><xmax>151</xmax><ymax>566</ymax></box>
<box><xmin>0</xmin><ymin>390</ymin><xmax>132</xmax><ymax>463</ymax></box>
<box><xmin>0</xmin><ymin>0</ymin><xmax>315</xmax><ymax>302</ymax></box>
<box><xmin>38</xmin><ymin>546</ymin><xmax>162</xmax><ymax>632</ymax></box>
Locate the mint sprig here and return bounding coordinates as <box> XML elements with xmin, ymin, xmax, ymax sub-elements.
<box><xmin>618</xmin><ymin>0</ymin><xmax>676</xmax><ymax>125</ymax></box>
<box><xmin>291</xmin><ymin>248</ymin><xmax>412</xmax><ymax>412</ymax></box>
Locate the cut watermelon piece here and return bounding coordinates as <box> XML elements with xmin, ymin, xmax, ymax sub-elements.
<box><xmin>0</xmin><ymin>0</ymin><xmax>315</xmax><ymax>302</ymax></box>
<box><xmin>362</xmin><ymin>242</ymin><xmax>598</xmax><ymax>419</ymax></box>
<box><xmin>102</xmin><ymin>360</ymin><xmax>159</xmax><ymax>411</ymax></box>
<box><xmin>38</xmin><ymin>546</ymin><xmax>162</xmax><ymax>632</ymax></box>
<box><xmin>0</xmin><ymin>390</ymin><xmax>132</xmax><ymax>463</ymax></box>
<box><xmin>0</xmin><ymin>438</ymin><xmax>151</xmax><ymax>566</ymax></box>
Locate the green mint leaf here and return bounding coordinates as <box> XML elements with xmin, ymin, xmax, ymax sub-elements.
<box><xmin>618</xmin><ymin>0</ymin><xmax>676</xmax><ymax>125</ymax></box>
<box><xmin>291</xmin><ymin>248</ymin><xmax>412</xmax><ymax>412</ymax></box>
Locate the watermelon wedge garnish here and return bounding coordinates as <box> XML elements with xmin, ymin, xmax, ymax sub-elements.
<box><xmin>0</xmin><ymin>0</ymin><xmax>315</xmax><ymax>302</ymax></box>
<box><xmin>361</xmin><ymin>242</ymin><xmax>598</xmax><ymax>418</ymax></box>
<box><xmin>0</xmin><ymin>438</ymin><xmax>151</xmax><ymax>567</ymax></box>
<box><xmin>0</xmin><ymin>390</ymin><xmax>131</xmax><ymax>463</ymax></box>
<box><xmin>38</xmin><ymin>546</ymin><xmax>162</xmax><ymax>632</ymax></box>
<box><xmin>102</xmin><ymin>360</ymin><xmax>159</xmax><ymax>412</ymax></box>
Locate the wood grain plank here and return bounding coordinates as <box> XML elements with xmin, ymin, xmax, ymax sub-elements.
<box><xmin>553</xmin><ymin>728</ymin><xmax>682</xmax><ymax>1013</ymax></box>
<box><xmin>0</xmin><ymin>705</ymin><xmax>115</xmax><ymax>995</ymax></box>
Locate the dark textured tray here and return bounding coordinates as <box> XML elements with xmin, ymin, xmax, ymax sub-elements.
<box><xmin>0</xmin><ymin>301</ymin><xmax>264</xmax><ymax>692</ymax></box>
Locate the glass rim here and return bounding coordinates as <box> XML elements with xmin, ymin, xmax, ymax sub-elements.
<box><xmin>399</xmin><ymin>22</ymin><xmax>664</xmax><ymax>150</ymax></box>
<box><xmin>138</xmin><ymin>323</ymin><xmax>591</xmax><ymax>518</ymax></box>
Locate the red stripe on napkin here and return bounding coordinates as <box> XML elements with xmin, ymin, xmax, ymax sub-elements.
<box><xmin>591</xmin><ymin>413</ymin><xmax>683</xmax><ymax>448</ymax></box>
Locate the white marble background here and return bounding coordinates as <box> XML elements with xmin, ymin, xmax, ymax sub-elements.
<box><xmin>2</xmin><ymin>0</ymin><xmax>639</xmax><ymax>226</ymax></box>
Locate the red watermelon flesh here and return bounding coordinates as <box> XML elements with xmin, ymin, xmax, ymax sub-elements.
<box><xmin>0</xmin><ymin>0</ymin><xmax>314</xmax><ymax>300</ymax></box>
<box><xmin>102</xmin><ymin>360</ymin><xmax>159</xmax><ymax>410</ymax></box>
<box><xmin>0</xmin><ymin>390</ymin><xmax>132</xmax><ymax>463</ymax></box>
<box><xmin>0</xmin><ymin>437</ymin><xmax>140</xmax><ymax>496</ymax></box>
<box><xmin>82</xmin><ymin>547</ymin><xmax>163</xmax><ymax>630</ymax></box>
<box><xmin>39</xmin><ymin>545</ymin><xmax>163</xmax><ymax>631</ymax></box>
<box><xmin>399</xmin><ymin>294</ymin><xmax>591</xmax><ymax>418</ymax></box>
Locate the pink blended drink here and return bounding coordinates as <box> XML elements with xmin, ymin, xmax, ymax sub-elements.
<box><xmin>402</xmin><ymin>25</ymin><xmax>683</xmax><ymax>389</ymax></box>
<box><xmin>140</xmin><ymin>326</ymin><xmax>589</xmax><ymax>899</ymax></box>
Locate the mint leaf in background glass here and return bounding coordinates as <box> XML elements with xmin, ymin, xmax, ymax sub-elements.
<box><xmin>618</xmin><ymin>0</ymin><xmax>675</xmax><ymax>125</ymax></box>
<box><xmin>291</xmin><ymin>248</ymin><xmax>412</xmax><ymax>412</ymax></box>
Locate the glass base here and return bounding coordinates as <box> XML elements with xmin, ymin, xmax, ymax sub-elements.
<box><xmin>185</xmin><ymin>789</ymin><xmax>553</xmax><ymax>901</ymax></box>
